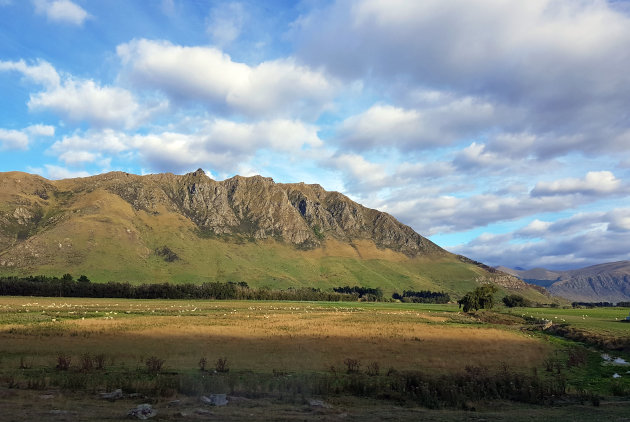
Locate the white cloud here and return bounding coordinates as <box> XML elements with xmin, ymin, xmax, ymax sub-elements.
<box><xmin>532</xmin><ymin>171</ymin><xmax>623</xmax><ymax>197</ymax></box>
<box><xmin>33</xmin><ymin>0</ymin><xmax>90</xmax><ymax>26</ymax></box>
<box><xmin>117</xmin><ymin>39</ymin><xmax>336</xmax><ymax>118</ymax></box>
<box><xmin>338</xmin><ymin>98</ymin><xmax>495</xmax><ymax>152</ymax></box>
<box><xmin>453</xmin><ymin>142</ymin><xmax>506</xmax><ymax>170</ymax></box>
<box><xmin>206</xmin><ymin>2</ymin><xmax>246</xmax><ymax>46</ymax></box>
<box><xmin>43</xmin><ymin>164</ymin><xmax>91</xmax><ymax>179</ymax></box>
<box><xmin>48</xmin><ymin>118</ymin><xmax>323</xmax><ymax>173</ymax></box>
<box><xmin>451</xmin><ymin>210</ymin><xmax>630</xmax><ymax>269</ymax></box>
<box><xmin>295</xmin><ymin>0</ymin><xmax>630</xmax><ymax>158</ymax></box>
<box><xmin>515</xmin><ymin>219</ymin><xmax>553</xmax><ymax>238</ymax></box>
<box><xmin>0</xmin><ymin>129</ymin><xmax>28</xmax><ymax>150</ymax></box>
<box><xmin>28</xmin><ymin>78</ymin><xmax>143</xmax><ymax>128</ymax></box>
<box><xmin>0</xmin><ymin>59</ymin><xmax>60</xmax><ymax>88</ymax></box>
<box><xmin>26</xmin><ymin>124</ymin><xmax>55</xmax><ymax>137</ymax></box>
<box><xmin>323</xmin><ymin>153</ymin><xmax>390</xmax><ymax>194</ymax></box>
<box><xmin>608</xmin><ymin>209</ymin><xmax>630</xmax><ymax>232</ymax></box>
<box><xmin>0</xmin><ymin>124</ymin><xmax>55</xmax><ymax>150</ymax></box>
<box><xmin>1</xmin><ymin>58</ymin><xmax>150</xmax><ymax>129</ymax></box>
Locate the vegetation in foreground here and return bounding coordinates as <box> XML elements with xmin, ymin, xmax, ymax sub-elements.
<box><xmin>0</xmin><ymin>297</ymin><xmax>629</xmax><ymax>420</ymax></box>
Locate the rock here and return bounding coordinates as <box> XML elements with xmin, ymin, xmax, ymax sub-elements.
<box><xmin>541</xmin><ymin>319</ymin><xmax>553</xmax><ymax>330</ymax></box>
<box><xmin>194</xmin><ymin>408</ymin><xmax>215</xmax><ymax>415</ymax></box>
<box><xmin>167</xmin><ymin>400</ymin><xmax>181</xmax><ymax>407</ymax></box>
<box><xmin>127</xmin><ymin>403</ymin><xmax>157</xmax><ymax>419</ymax></box>
<box><xmin>99</xmin><ymin>388</ymin><xmax>123</xmax><ymax>401</ymax></box>
<box><xmin>308</xmin><ymin>398</ymin><xmax>331</xmax><ymax>408</ymax></box>
<box><xmin>200</xmin><ymin>394</ymin><xmax>228</xmax><ymax>406</ymax></box>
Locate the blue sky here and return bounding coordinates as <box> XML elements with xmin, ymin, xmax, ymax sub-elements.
<box><xmin>1</xmin><ymin>0</ymin><xmax>629</xmax><ymax>270</ymax></box>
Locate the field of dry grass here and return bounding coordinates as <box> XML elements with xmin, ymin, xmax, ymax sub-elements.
<box><xmin>2</xmin><ymin>297</ymin><xmax>630</xmax><ymax>420</ymax></box>
<box><xmin>0</xmin><ymin>297</ymin><xmax>550</xmax><ymax>374</ymax></box>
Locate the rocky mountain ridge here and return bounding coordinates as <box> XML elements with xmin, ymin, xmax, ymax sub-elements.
<box><xmin>0</xmin><ymin>170</ymin><xmax>546</xmax><ymax>301</ymax></box>
<box><xmin>498</xmin><ymin>261</ymin><xmax>630</xmax><ymax>303</ymax></box>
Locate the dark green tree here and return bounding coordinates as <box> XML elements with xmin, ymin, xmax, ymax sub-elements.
<box><xmin>502</xmin><ymin>294</ymin><xmax>531</xmax><ymax>308</ymax></box>
<box><xmin>458</xmin><ymin>285</ymin><xmax>498</xmax><ymax>312</ymax></box>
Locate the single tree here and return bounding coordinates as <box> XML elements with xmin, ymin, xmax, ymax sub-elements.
<box><xmin>458</xmin><ymin>285</ymin><xmax>498</xmax><ymax>312</ymax></box>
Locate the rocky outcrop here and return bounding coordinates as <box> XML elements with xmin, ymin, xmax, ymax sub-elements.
<box><xmin>63</xmin><ymin>169</ymin><xmax>445</xmax><ymax>257</ymax></box>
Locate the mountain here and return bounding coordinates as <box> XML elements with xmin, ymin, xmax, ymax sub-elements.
<box><xmin>0</xmin><ymin>170</ymin><xmax>548</xmax><ymax>300</ymax></box>
<box><xmin>499</xmin><ymin>262</ymin><xmax>630</xmax><ymax>303</ymax></box>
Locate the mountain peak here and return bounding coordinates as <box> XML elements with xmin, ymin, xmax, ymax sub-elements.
<box><xmin>0</xmin><ymin>170</ymin><xmax>549</xmax><ymax>303</ymax></box>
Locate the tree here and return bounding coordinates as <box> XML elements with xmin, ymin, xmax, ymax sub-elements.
<box><xmin>458</xmin><ymin>285</ymin><xmax>498</xmax><ymax>312</ymax></box>
<box><xmin>502</xmin><ymin>294</ymin><xmax>531</xmax><ymax>308</ymax></box>
<box><xmin>77</xmin><ymin>275</ymin><xmax>90</xmax><ymax>283</ymax></box>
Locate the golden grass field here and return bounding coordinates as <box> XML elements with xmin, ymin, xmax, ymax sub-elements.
<box><xmin>0</xmin><ymin>297</ymin><xmax>551</xmax><ymax>374</ymax></box>
<box><xmin>2</xmin><ymin>297</ymin><xmax>630</xmax><ymax>421</ymax></box>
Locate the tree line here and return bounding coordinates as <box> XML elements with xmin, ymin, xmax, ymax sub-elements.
<box><xmin>572</xmin><ymin>301</ymin><xmax>630</xmax><ymax>308</ymax></box>
<box><xmin>0</xmin><ymin>275</ymin><xmax>359</xmax><ymax>301</ymax></box>
<box><xmin>392</xmin><ymin>290</ymin><xmax>450</xmax><ymax>304</ymax></box>
<box><xmin>0</xmin><ymin>275</ymin><xmax>460</xmax><ymax>304</ymax></box>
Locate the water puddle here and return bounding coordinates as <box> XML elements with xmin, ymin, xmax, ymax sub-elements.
<box><xmin>601</xmin><ymin>354</ymin><xmax>629</xmax><ymax>365</ymax></box>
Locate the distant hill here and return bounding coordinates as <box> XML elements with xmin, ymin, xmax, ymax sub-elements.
<box><xmin>498</xmin><ymin>262</ymin><xmax>630</xmax><ymax>303</ymax></box>
<box><xmin>0</xmin><ymin>170</ymin><xmax>549</xmax><ymax>301</ymax></box>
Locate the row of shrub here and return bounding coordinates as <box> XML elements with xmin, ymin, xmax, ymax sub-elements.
<box><xmin>4</xmin><ymin>361</ymin><xmax>589</xmax><ymax>408</ymax></box>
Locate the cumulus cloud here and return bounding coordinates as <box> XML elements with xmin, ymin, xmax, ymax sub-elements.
<box><xmin>0</xmin><ymin>124</ymin><xmax>55</xmax><ymax>150</ymax></box>
<box><xmin>28</xmin><ymin>78</ymin><xmax>149</xmax><ymax>129</ymax></box>
<box><xmin>0</xmin><ymin>59</ymin><xmax>60</xmax><ymax>87</ymax></box>
<box><xmin>295</xmin><ymin>0</ymin><xmax>630</xmax><ymax>158</ymax></box>
<box><xmin>531</xmin><ymin>171</ymin><xmax>623</xmax><ymax>197</ymax></box>
<box><xmin>49</xmin><ymin>118</ymin><xmax>323</xmax><ymax>173</ymax></box>
<box><xmin>43</xmin><ymin>164</ymin><xmax>91</xmax><ymax>179</ymax></box>
<box><xmin>33</xmin><ymin>0</ymin><xmax>90</xmax><ymax>26</ymax></box>
<box><xmin>451</xmin><ymin>210</ymin><xmax>630</xmax><ymax>269</ymax></box>
<box><xmin>338</xmin><ymin>98</ymin><xmax>495</xmax><ymax>152</ymax></box>
<box><xmin>116</xmin><ymin>39</ymin><xmax>336</xmax><ymax>118</ymax></box>
<box><xmin>323</xmin><ymin>153</ymin><xmax>390</xmax><ymax>194</ymax></box>
<box><xmin>0</xmin><ymin>58</ymin><xmax>155</xmax><ymax>129</ymax></box>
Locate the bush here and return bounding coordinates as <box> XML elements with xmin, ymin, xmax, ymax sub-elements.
<box><xmin>145</xmin><ymin>356</ymin><xmax>165</xmax><ymax>373</ymax></box>
<box><xmin>56</xmin><ymin>354</ymin><xmax>72</xmax><ymax>371</ymax></box>
<box><xmin>215</xmin><ymin>357</ymin><xmax>229</xmax><ymax>373</ymax></box>
<box><xmin>344</xmin><ymin>358</ymin><xmax>360</xmax><ymax>374</ymax></box>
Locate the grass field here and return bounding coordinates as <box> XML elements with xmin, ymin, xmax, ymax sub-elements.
<box><xmin>0</xmin><ymin>298</ymin><xmax>550</xmax><ymax>373</ymax></box>
<box><xmin>1</xmin><ymin>297</ymin><xmax>629</xmax><ymax>420</ymax></box>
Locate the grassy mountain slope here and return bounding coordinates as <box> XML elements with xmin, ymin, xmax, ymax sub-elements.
<box><xmin>0</xmin><ymin>170</ymin><xmax>549</xmax><ymax>301</ymax></box>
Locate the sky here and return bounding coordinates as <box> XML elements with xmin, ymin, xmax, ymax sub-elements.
<box><xmin>1</xmin><ymin>0</ymin><xmax>629</xmax><ymax>271</ymax></box>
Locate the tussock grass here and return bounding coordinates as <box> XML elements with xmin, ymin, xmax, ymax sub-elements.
<box><xmin>0</xmin><ymin>298</ymin><xmax>550</xmax><ymax>374</ymax></box>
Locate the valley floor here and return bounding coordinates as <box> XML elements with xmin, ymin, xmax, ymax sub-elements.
<box><xmin>0</xmin><ymin>298</ymin><xmax>629</xmax><ymax>420</ymax></box>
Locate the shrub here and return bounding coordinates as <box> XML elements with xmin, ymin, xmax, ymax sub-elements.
<box><xmin>366</xmin><ymin>361</ymin><xmax>380</xmax><ymax>376</ymax></box>
<box><xmin>80</xmin><ymin>353</ymin><xmax>93</xmax><ymax>372</ymax></box>
<box><xmin>145</xmin><ymin>356</ymin><xmax>165</xmax><ymax>373</ymax></box>
<box><xmin>344</xmin><ymin>358</ymin><xmax>360</xmax><ymax>374</ymax></box>
<box><xmin>198</xmin><ymin>356</ymin><xmax>207</xmax><ymax>371</ymax></box>
<box><xmin>215</xmin><ymin>357</ymin><xmax>229</xmax><ymax>373</ymax></box>
<box><xmin>94</xmin><ymin>353</ymin><xmax>106</xmax><ymax>370</ymax></box>
<box><xmin>56</xmin><ymin>354</ymin><xmax>72</xmax><ymax>371</ymax></box>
